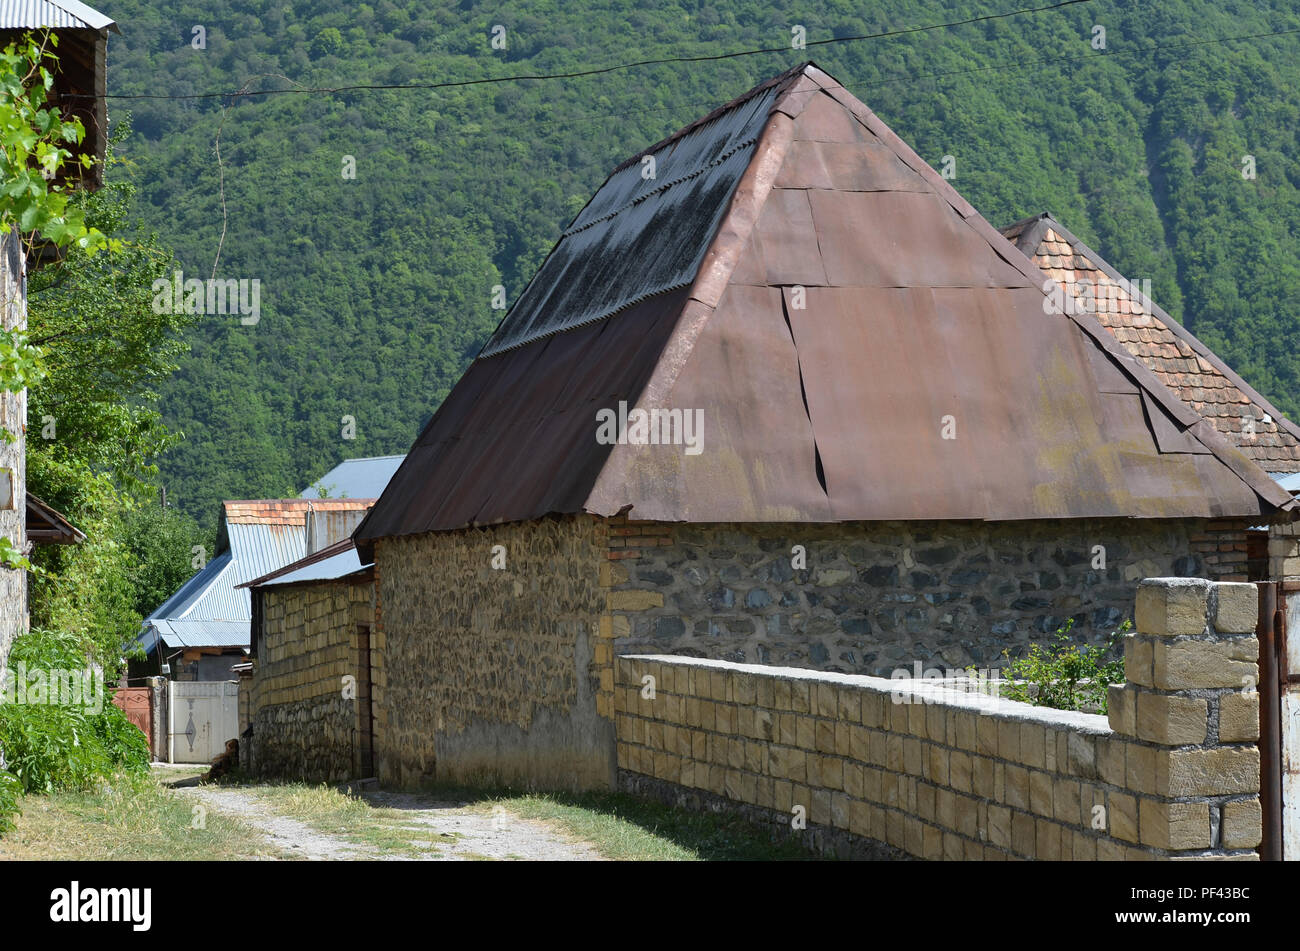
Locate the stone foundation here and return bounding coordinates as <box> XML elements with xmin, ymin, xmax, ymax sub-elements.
<box><xmin>253</xmin><ymin>694</ymin><xmax>357</xmax><ymax>783</ymax></box>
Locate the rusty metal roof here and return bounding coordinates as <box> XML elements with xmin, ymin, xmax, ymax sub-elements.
<box><xmin>357</xmin><ymin>63</ymin><xmax>1294</xmax><ymax>544</ymax></box>
<box><xmin>1001</xmin><ymin>212</ymin><xmax>1300</xmax><ymax>474</ymax></box>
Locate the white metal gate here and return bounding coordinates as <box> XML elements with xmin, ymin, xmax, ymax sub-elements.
<box><xmin>168</xmin><ymin>681</ymin><xmax>239</xmax><ymax>764</ymax></box>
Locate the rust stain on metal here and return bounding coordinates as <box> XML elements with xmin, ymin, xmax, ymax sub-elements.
<box><xmin>357</xmin><ymin>62</ymin><xmax>1294</xmax><ymax>544</ymax></box>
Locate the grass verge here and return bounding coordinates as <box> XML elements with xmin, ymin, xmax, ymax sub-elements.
<box><xmin>0</xmin><ymin>767</ymin><xmax>284</xmax><ymax>861</ymax></box>
<box><xmin>468</xmin><ymin>788</ymin><xmax>822</xmax><ymax>861</ymax></box>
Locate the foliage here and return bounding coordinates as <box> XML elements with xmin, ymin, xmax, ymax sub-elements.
<box><xmin>117</xmin><ymin>502</ymin><xmax>211</xmax><ymax>620</ymax></box>
<box><xmin>0</xmin><ymin>34</ymin><xmax>108</xmax><ymax>257</ymax></box>
<box><xmin>0</xmin><ymin>628</ymin><xmax>150</xmax><ymax>833</ymax></box>
<box><xmin>25</xmin><ymin>119</ymin><xmax>194</xmax><ymax>655</ymax></box>
<box><xmin>0</xmin><ymin>32</ymin><xmax>113</xmax><ymax>572</ymax></box>
<box><xmin>0</xmin><ymin>767</ymin><xmax>18</xmax><ymax>834</ymax></box>
<box><xmin>1000</xmin><ymin>618</ymin><xmax>1130</xmax><ymax>713</ymax></box>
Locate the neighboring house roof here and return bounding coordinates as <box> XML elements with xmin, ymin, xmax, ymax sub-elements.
<box><xmin>241</xmin><ymin>538</ymin><xmax>372</xmax><ymax>590</ymax></box>
<box><xmin>26</xmin><ymin>493</ymin><xmax>84</xmax><ymax>545</ymax></box>
<box><xmin>356</xmin><ymin>62</ymin><xmax>1294</xmax><ymax>545</ymax></box>
<box><xmin>1001</xmin><ymin>212</ymin><xmax>1300</xmax><ymax>475</ymax></box>
<box><xmin>0</xmin><ymin>0</ymin><xmax>117</xmax><ymax>31</ymax></box>
<box><xmin>139</xmin><ymin>499</ymin><xmax>373</xmax><ymax>654</ymax></box>
<box><xmin>299</xmin><ymin>455</ymin><xmax>405</xmax><ymax>500</ymax></box>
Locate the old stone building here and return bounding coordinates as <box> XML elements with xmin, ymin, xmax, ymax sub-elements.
<box><xmin>250</xmin><ymin>63</ymin><xmax>1295</xmax><ymax>793</ymax></box>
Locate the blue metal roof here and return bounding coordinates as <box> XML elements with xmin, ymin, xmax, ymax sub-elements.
<box><xmin>138</xmin><ymin>519</ymin><xmax>308</xmax><ymax>654</ymax></box>
<box><xmin>258</xmin><ymin>545</ymin><xmax>371</xmax><ymax>588</ymax></box>
<box><xmin>1272</xmin><ymin>472</ymin><xmax>1300</xmax><ymax>493</ymax></box>
<box><xmin>300</xmin><ymin>455</ymin><xmax>404</xmax><ymax>500</ymax></box>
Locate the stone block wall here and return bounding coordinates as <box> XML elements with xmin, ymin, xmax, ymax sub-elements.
<box><xmin>614</xmin><ymin>577</ymin><xmax>1261</xmax><ymax>860</ymax></box>
<box><xmin>251</xmin><ymin>579</ymin><xmax>374</xmax><ymax>782</ymax></box>
<box><xmin>374</xmin><ymin>515</ymin><xmax>613</xmax><ymax>791</ymax></box>
<box><xmin>1269</xmin><ymin>519</ymin><xmax>1300</xmax><ymax>579</ymax></box>
<box><xmin>1107</xmin><ymin>579</ymin><xmax>1262</xmax><ymax>851</ymax></box>
<box><xmin>604</xmin><ymin>516</ymin><xmax>1215</xmax><ymax>678</ymax></box>
<box><xmin>0</xmin><ymin>232</ymin><xmax>26</xmax><ymax>682</ymax></box>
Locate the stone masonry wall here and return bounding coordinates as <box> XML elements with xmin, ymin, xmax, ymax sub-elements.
<box><xmin>0</xmin><ymin>232</ymin><xmax>26</xmax><ymax>682</ymax></box>
<box><xmin>375</xmin><ymin>515</ymin><xmax>612</xmax><ymax>791</ymax></box>
<box><xmin>606</xmin><ymin>517</ymin><xmax>1214</xmax><ymax>678</ymax></box>
<box><xmin>251</xmin><ymin>580</ymin><xmax>373</xmax><ymax>783</ymax></box>
<box><xmin>614</xmin><ymin>578</ymin><xmax>1261</xmax><ymax>860</ymax></box>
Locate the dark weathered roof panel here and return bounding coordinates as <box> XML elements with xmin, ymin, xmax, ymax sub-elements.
<box><xmin>480</xmin><ymin>81</ymin><xmax>792</xmax><ymax>358</ymax></box>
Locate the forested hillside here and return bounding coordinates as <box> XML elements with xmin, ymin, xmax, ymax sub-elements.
<box><xmin>97</xmin><ymin>0</ymin><xmax>1300</xmax><ymax>527</ymax></box>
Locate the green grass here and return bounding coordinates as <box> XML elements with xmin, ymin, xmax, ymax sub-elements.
<box><xmin>454</xmin><ymin>785</ymin><xmax>823</xmax><ymax>861</ymax></box>
<box><xmin>1</xmin><ymin>767</ymin><xmax>829</xmax><ymax>861</ymax></box>
<box><xmin>0</xmin><ymin>768</ymin><xmax>284</xmax><ymax>861</ymax></box>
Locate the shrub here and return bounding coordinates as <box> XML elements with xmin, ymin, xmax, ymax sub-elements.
<box><xmin>0</xmin><ymin>629</ymin><xmax>150</xmax><ymax>832</ymax></box>
<box><xmin>1000</xmin><ymin>618</ymin><xmax>1129</xmax><ymax>714</ymax></box>
<box><xmin>0</xmin><ymin>768</ymin><xmax>19</xmax><ymax>834</ymax></box>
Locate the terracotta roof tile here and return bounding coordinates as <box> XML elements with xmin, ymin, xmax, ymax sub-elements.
<box><xmin>1001</xmin><ymin>216</ymin><xmax>1300</xmax><ymax>473</ymax></box>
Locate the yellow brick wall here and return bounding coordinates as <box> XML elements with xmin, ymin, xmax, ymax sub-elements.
<box><xmin>251</xmin><ymin>579</ymin><xmax>375</xmax><ymax>781</ymax></box>
<box><xmin>614</xmin><ymin>578</ymin><xmax>1261</xmax><ymax>860</ymax></box>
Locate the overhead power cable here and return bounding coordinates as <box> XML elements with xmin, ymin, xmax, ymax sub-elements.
<box><xmin>66</xmin><ymin>0</ymin><xmax>1094</xmax><ymax>103</ymax></box>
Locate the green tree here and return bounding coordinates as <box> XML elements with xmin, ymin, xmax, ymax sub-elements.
<box><xmin>25</xmin><ymin>118</ymin><xmax>194</xmax><ymax>664</ymax></box>
<box><xmin>0</xmin><ymin>33</ymin><xmax>110</xmax><ymax>568</ymax></box>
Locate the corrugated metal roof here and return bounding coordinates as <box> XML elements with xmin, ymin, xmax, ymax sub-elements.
<box><xmin>356</xmin><ymin>62</ymin><xmax>1294</xmax><ymax>544</ymax></box>
<box><xmin>0</xmin><ymin>0</ymin><xmax>116</xmax><ymax>31</ymax></box>
<box><xmin>140</xmin><ymin>619</ymin><xmax>250</xmax><ymax>653</ymax></box>
<box><xmin>1274</xmin><ymin>472</ymin><xmax>1300</xmax><ymax>493</ymax></box>
<box><xmin>300</xmin><ymin>455</ymin><xmax>405</xmax><ymax>499</ymax></box>
<box><xmin>479</xmin><ymin>73</ymin><xmax>798</xmax><ymax>358</ymax></box>
<box><xmin>251</xmin><ymin>543</ymin><xmax>370</xmax><ymax>589</ymax></box>
<box><xmin>138</xmin><ymin>498</ymin><xmax>374</xmax><ymax>653</ymax></box>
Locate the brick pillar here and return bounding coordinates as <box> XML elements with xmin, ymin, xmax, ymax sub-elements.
<box><xmin>1106</xmin><ymin>578</ymin><xmax>1261</xmax><ymax>857</ymax></box>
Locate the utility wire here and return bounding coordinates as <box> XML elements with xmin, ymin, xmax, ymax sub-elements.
<box><xmin>67</xmin><ymin>0</ymin><xmax>1094</xmax><ymax>103</ymax></box>
<box><xmin>386</xmin><ymin>24</ymin><xmax>1300</xmax><ymax>141</ymax></box>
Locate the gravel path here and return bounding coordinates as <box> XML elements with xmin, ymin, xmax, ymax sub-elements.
<box><xmin>173</xmin><ymin>785</ymin><xmax>603</xmax><ymax>861</ymax></box>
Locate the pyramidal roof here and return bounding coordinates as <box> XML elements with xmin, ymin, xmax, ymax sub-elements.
<box><xmin>357</xmin><ymin>63</ymin><xmax>1294</xmax><ymax>542</ymax></box>
<box><xmin>1001</xmin><ymin>212</ymin><xmax>1300</xmax><ymax>474</ymax></box>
